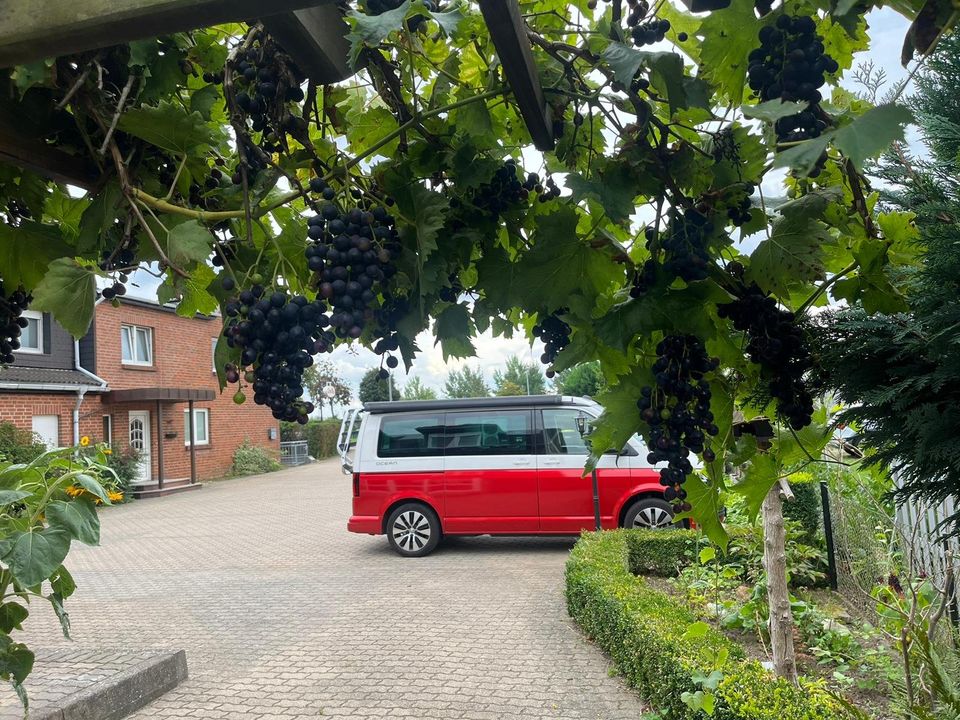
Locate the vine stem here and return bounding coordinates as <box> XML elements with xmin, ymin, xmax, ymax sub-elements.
<box><xmin>98</xmin><ymin>73</ymin><xmax>138</xmax><ymax>156</ymax></box>
<box><xmin>796</xmin><ymin>260</ymin><xmax>858</xmax><ymax>314</ymax></box>
<box><xmin>130</xmin><ymin>87</ymin><xmax>509</xmax><ymax>223</ymax></box>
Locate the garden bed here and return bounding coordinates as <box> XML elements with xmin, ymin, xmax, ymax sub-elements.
<box><xmin>566</xmin><ymin>530</ymin><xmax>866</xmax><ymax>720</ymax></box>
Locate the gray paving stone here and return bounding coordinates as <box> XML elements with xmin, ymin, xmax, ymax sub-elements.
<box><xmin>7</xmin><ymin>458</ymin><xmax>647</xmax><ymax>719</ymax></box>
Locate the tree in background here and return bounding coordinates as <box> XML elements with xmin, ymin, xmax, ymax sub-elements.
<box><xmin>815</xmin><ymin>36</ymin><xmax>960</xmax><ymax>535</ymax></box>
<box><xmin>404</xmin><ymin>376</ymin><xmax>438</xmax><ymax>400</ymax></box>
<box><xmin>495</xmin><ymin>380</ymin><xmax>525</xmax><ymax>397</ymax></box>
<box><xmin>493</xmin><ymin>356</ymin><xmax>545</xmax><ymax>396</ymax></box>
<box><xmin>302</xmin><ymin>361</ymin><xmax>352</xmax><ymax>419</ymax></box>
<box><xmin>358</xmin><ymin>368</ymin><xmax>400</xmax><ymax>403</ymax></box>
<box><xmin>444</xmin><ymin>366</ymin><xmax>490</xmax><ymax>399</ymax></box>
<box><xmin>554</xmin><ymin>361</ymin><xmax>605</xmax><ymax>398</ymax></box>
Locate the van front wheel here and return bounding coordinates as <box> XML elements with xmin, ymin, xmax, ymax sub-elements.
<box><xmin>386</xmin><ymin>503</ymin><xmax>441</xmax><ymax>557</ymax></box>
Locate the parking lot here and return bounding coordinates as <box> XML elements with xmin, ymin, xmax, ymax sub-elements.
<box><xmin>16</xmin><ymin>458</ymin><xmax>646</xmax><ymax>719</ymax></box>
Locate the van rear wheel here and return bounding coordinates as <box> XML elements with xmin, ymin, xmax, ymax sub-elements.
<box><xmin>623</xmin><ymin>498</ymin><xmax>676</xmax><ymax>530</ymax></box>
<box><xmin>386</xmin><ymin>503</ymin><xmax>441</xmax><ymax>557</ymax></box>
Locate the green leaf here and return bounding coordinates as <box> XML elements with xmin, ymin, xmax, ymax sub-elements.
<box><xmin>747</xmin><ymin>212</ymin><xmax>831</xmax><ymax>297</ymax></box>
<box><xmin>0</xmin><ymin>633</ymin><xmax>34</xmax><ymax>686</ymax></box>
<box><xmin>430</xmin><ymin>4</ymin><xmax>466</xmax><ymax>35</ymax></box>
<box><xmin>0</xmin><ymin>490</ymin><xmax>30</xmax><ymax>505</ymax></box>
<box><xmin>682</xmin><ymin>621</ymin><xmax>711</xmax><ymax>640</ymax></box>
<box><xmin>684</xmin><ymin>474</ymin><xmax>728</xmax><ymax>550</ymax></box>
<box><xmin>433</xmin><ymin>303</ymin><xmax>476</xmax><ymax>360</ymax></box>
<box><xmin>697</xmin><ymin>0</ymin><xmax>761</xmax><ymax>103</ymax></box>
<box><xmin>30</xmin><ymin>259</ymin><xmax>98</xmax><ymax>339</ymax></box>
<box><xmin>0</xmin><ymin>528</ymin><xmax>71</xmax><ymax>588</ymax></box>
<box><xmin>175</xmin><ymin>263</ymin><xmax>218</xmax><ymax>318</ymax></box>
<box><xmin>699</xmin><ymin>546</ymin><xmax>717</xmax><ymax>564</ymax></box>
<box><xmin>347</xmin><ymin>1</ymin><xmax>412</xmax><ymax>67</ymax></box>
<box><xmin>833</xmin><ymin>103</ymin><xmax>915</xmax><ymax>171</ymax></box>
<box><xmin>166</xmin><ymin>220</ymin><xmax>213</xmax><ymax>268</ymax></box>
<box><xmin>741</xmin><ymin>99</ymin><xmax>810</xmax><ymax>122</ymax></box>
<box><xmin>117</xmin><ymin>100</ymin><xmax>221</xmax><ymax>154</ymax></box>
<box><xmin>0</xmin><ymin>221</ymin><xmax>72</xmax><ymax>290</ymax></box>
<box><xmin>189</xmin><ymin>84</ymin><xmax>220</xmax><ymax>121</ymax></box>
<box><xmin>408</xmin><ymin>184</ymin><xmax>448</xmax><ymax>260</ymax></box>
<box><xmin>772</xmin><ymin>135</ymin><xmax>831</xmax><ymax>176</ymax></box>
<box><xmin>0</xmin><ymin>603</ymin><xmax>28</xmax><ymax>634</ymax></box>
<box><xmin>602</xmin><ymin>41</ymin><xmax>644</xmax><ymax>86</ymax></box>
<box><xmin>45</xmin><ymin>498</ymin><xmax>100</xmax><ymax>546</ymax></box>
<box><xmin>734</xmin><ymin>453</ymin><xmax>779</xmax><ymax>520</ymax></box>
<box><xmin>566</xmin><ymin>163</ymin><xmax>637</xmax><ymax>224</ymax></box>
<box><xmin>76</xmin><ymin>181</ymin><xmax>124</xmax><ymax>255</ymax></box>
<box><xmin>75</xmin><ymin>473</ymin><xmax>112</xmax><ymax>505</ymax></box>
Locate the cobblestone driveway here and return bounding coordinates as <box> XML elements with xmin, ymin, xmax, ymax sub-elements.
<box><xmin>20</xmin><ymin>459</ymin><xmax>646</xmax><ymax>719</ymax></box>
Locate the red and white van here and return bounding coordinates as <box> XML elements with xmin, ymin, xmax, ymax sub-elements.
<box><xmin>340</xmin><ymin>395</ymin><xmax>675</xmax><ymax>556</ymax></box>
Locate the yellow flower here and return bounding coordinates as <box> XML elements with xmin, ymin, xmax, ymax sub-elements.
<box><xmin>65</xmin><ymin>486</ymin><xmax>83</xmax><ymax>497</ymax></box>
<box><xmin>79</xmin><ymin>436</ymin><xmax>90</xmax><ymax>447</ymax></box>
<box><xmin>108</xmin><ymin>491</ymin><xmax>124</xmax><ymax>502</ymax></box>
<box><xmin>103</xmin><ymin>448</ymin><xmax>113</xmax><ymax>455</ymax></box>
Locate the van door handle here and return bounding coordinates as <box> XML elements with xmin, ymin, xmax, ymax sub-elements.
<box><xmin>542</xmin><ymin>458</ymin><xmax>561</xmax><ymax>466</ymax></box>
<box><xmin>512</xmin><ymin>459</ymin><xmax>531</xmax><ymax>466</ymax></box>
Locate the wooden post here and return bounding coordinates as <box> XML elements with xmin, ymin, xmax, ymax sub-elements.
<box><xmin>477</xmin><ymin>0</ymin><xmax>554</xmax><ymax>151</ymax></box>
<box><xmin>0</xmin><ymin>113</ymin><xmax>99</xmax><ymax>190</ymax></box>
<box><xmin>156</xmin><ymin>400</ymin><xmax>164</xmax><ymax>490</ymax></box>
<box><xmin>0</xmin><ymin>0</ymin><xmax>335</xmax><ymax>68</ymax></box>
<box><xmin>762</xmin><ymin>479</ymin><xmax>798</xmax><ymax>683</ymax></box>
<box><xmin>188</xmin><ymin>399</ymin><xmax>197</xmax><ymax>484</ymax></box>
<box><xmin>262</xmin><ymin>4</ymin><xmax>353</xmax><ymax>84</ymax></box>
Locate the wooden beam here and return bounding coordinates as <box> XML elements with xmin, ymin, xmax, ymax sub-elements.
<box><xmin>0</xmin><ymin>113</ymin><xmax>99</xmax><ymax>190</ymax></box>
<box><xmin>478</xmin><ymin>0</ymin><xmax>554</xmax><ymax>151</ymax></box>
<box><xmin>0</xmin><ymin>0</ymin><xmax>335</xmax><ymax>68</ymax></box>
<box><xmin>262</xmin><ymin>4</ymin><xmax>354</xmax><ymax>85</ymax></box>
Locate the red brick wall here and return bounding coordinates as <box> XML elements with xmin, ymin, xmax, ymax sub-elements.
<box><xmin>0</xmin><ymin>302</ymin><xmax>280</xmax><ymax>482</ymax></box>
<box><xmin>91</xmin><ymin>302</ymin><xmax>280</xmax><ymax>481</ymax></box>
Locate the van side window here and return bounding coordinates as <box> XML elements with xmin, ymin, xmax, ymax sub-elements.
<box><xmin>377</xmin><ymin>414</ymin><xmax>445</xmax><ymax>458</ymax></box>
<box><xmin>444</xmin><ymin>410</ymin><xmax>532</xmax><ymax>456</ymax></box>
<box><xmin>541</xmin><ymin>409</ymin><xmax>590</xmax><ymax>455</ymax></box>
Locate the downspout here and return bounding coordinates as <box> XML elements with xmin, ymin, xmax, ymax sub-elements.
<box><xmin>74</xmin><ymin>339</ymin><xmax>108</xmax><ymax>388</ymax></box>
<box><xmin>73</xmin><ymin>387</ymin><xmax>87</xmax><ymax>446</ymax></box>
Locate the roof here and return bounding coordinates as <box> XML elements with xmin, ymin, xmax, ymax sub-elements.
<box><xmin>362</xmin><ymin>395</ymin><xmax>593</xmax><ymax>414</ymax></box>
<box><xmin>0</xmin><ymin>366</ymin><xmax>107</xmax><ymax>390</ymax></box>
<box><xmin>104</xmin><ymin>387</ymin><xmax>216</xmax><ymax>403</ymax></box>
<box><xmin>95</xmin><ymin>295</ymin><xmax>218</xmax><ymax>319</ymax></box>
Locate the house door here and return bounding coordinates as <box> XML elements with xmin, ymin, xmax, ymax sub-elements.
<box><xmin>128</xmin><ymin>411</ymin><xmax>152</xmax><ymax>483</ymax></box>
<box><xmin>31</xmin><ymin>415</ymin><xmax>60</xmax><ymax>449</ymax></box>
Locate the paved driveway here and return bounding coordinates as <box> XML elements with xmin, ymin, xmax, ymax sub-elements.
<box><xmin>18</xmin><ymin>459</ymin><xmax>646</xmax><ymax>719</ymax></box>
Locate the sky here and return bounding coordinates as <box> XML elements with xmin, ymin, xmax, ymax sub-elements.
<box><xmin>123</xmin><ymin>7</ymin><xmax>916</xmax><ymax>406</ymax></box>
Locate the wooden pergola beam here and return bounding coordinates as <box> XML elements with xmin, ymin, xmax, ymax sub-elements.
<box><xmin>262</xmin><ymin>5</ymin><xmax>354</xmax><ymax>84</ymax></box>
<box><xmin>0</xmin><ymin>114</ymin><xmax>99</xmax><ymax>190</ymax></box>
<box><xmin>478</xmin><ymin>0</ymin><xmax>554</xmax><ymax>151</ymax></box>
<box><xmin>0</xmin><ymin>0</ymin><xmax>335</xmax><ymax>68</ymax></box>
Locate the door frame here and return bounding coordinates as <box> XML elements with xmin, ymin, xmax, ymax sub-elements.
<box><xmin>128</xmin><ymin>410</ymin><xmax>152</xmax><ymax>483</ymax></box>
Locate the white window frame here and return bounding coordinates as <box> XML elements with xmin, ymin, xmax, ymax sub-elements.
<box><xmin>211</xmin><ymin>337</ymin><xmax>218</xmax><ymax>373</ymax></box>
<box><xmin>183</xmin><ymin>408</ymin><xmax>210</xmax><ymax>446</ymax></box>
<box><xmin>121</xmin><ymin>324</ymin><xmax>153</xmax><ymax>366</ymax></box>
<box><xmin>16</xmin><ymin>310</ymin><xmax>43</xmax><ymax>354</ymax></box>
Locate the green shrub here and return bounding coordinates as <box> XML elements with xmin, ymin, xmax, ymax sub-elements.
<box><xmin>566</xmin><ymin>531</ymin><xmax>861</xmax><ymax>720</ymax></box>
<box><xmin>626</xmin><ymin>529</ymin><xmax>698</xmax><ymax>576</ymax></box>
<box><xmin>0</xmin><ymin>421</ymin><xmax>46</xmax><ymax>463</ymax></box>
<box><xmin>305</xmin><ymin>419</ymin><xmax>341</xmax><ymax>459</ymax></box>
<box><xmin>103</xmin><ymin>447</ymin><xmax>141</xmax><ymax>493</ymax></box>
<box><xmin>784</xmin><ymin>480</ymin><xmax>822</xmax><ymax>542</ymax></box>
<box><xmin>230</xmin><ymin>440</ymin><xmax>282</xmax><ymax>476</ymax></box>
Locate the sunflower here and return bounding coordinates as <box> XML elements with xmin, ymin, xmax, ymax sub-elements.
<box><xmin>79</xmin><ymin>436</ymin><xmax>90</xmax><ymax>447</ymax></box>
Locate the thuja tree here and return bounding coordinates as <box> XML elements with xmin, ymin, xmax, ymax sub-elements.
<box><xmin>0</xmin><ymin>0</ymin><xmax>947</xmax><ymax>682</ymax></box>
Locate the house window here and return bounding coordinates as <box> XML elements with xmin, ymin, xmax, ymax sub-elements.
<box><xmin>183</xmin><ymin>408</ymin><xmax>210</xmax><ymax>446</ymax></box>
<box><xmin>121</xmin><ymin>325</ymin><xmax>153</xmax><ymax>366</ymax></box>
<box><xmin>102</xmin><ymin>415</ymin><xmax>112</xmax><ymax>447</ymax></box>
<box><xmin>211</xmin><ymin>337</ymin><xmax>218</xmax><ymax>373</ymax></box>
<box><xmin>16</xmin><ymin>310</ymin><xmax>42</xmax><ymax>354</ymax></box>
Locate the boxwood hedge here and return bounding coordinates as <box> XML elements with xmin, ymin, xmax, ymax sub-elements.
<box><xmin>566</xmin><ymin>531</ymin><xmax>859</xmax><ymax>720</ymax></box>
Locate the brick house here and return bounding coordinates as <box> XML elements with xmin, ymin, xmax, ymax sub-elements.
<box><xmin>0</xmin><ymin>297</ymin><xmax>280</xmax><ymax>496</ymax></box>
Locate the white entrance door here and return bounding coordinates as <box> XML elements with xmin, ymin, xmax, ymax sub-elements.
<box><xmin>128</xmin><ymin>411</ymin><xmax>152</xmax><ymax>483</ymax></box>
<box><xmin>31</xmin><ymin>415</ymin><xmax>59</xmax><ymax>449</ymax></box>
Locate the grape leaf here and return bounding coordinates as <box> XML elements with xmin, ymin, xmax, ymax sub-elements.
<box><xmin>30</xmin><ymin>259</ymin><xmax>98</xmax><ymax>339</ymax></box>
<box><xmin>166</xmin><ymin>220</ymin><xmax>214</xmax><ymax>268</ymax></box>
<box><xmin>683</xmin><ymin>475</ymin><xmax>729</xmax><ymax>552</ymax></box>
<box><xmin>117</xmin><ymin>101</ymin><xmax>221</xmax><ymax>154</ymax></box>
<box><xmin>566</xmin><ymin>162</ymin><xmax>637</xmax><ymax>224</ymax></box>
<box><xmin>347</xmin><ymin>1</ymin><xmax>412</xmax><ymax>67</ymax></box>
<box><xmin>832</xmin><ymin>103</ymin><xmax>915</xmax><ymax>171</ymax></box>
<box><xmin>175</xmin><ymin>264</ymin><xmax>219</xmax><ymax>318</ymax></box>
<box><xmin>741</xmin><ymin>99</ymin><xmax>810</xmax><ymax>122</ymax></box>
<box><xmin>747</xmin><ymin>213</ymin><xmax>831</xmax><ymax>296</ymax></box>
<box><xmin>0</xmin><ymin>221</ymin><xmax>72</xmax><ymax>290</ymax></box>
<box><xmin>602</xmin><ymin>41</ymin><xmax>644</xmax><ymax>86</ymax></box>
<box><xmin>697</xmin><ymin>0</ymin><xmax>760</xmax><ymax>104</ymax></box>
<box><xmin>433</xmin><ymin>302</ymin><xmax>476</xmax><ymax>360</ymax></box>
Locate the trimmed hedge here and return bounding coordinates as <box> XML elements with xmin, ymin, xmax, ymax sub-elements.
<box><xmin>566</xmin><ymin>531</ymin><xmax>858</xmax><ymax>720</ymax></box>
<box><xmin>625</xmin><ymin>527</ymin><xmax>755</xmax><ymax>577</ymax></box>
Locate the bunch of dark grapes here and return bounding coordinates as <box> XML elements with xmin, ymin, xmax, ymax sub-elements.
<box><xmin>747</xmin><ymin>15</ymin><xmax>838</xmax><ymax>143</ymax></box>
<box><xmin>371</xmin><ymin>295</ymin><xmax>411</xmax><ymax>375</ymax></box>
<box><xmin>630</xmin><ymin>259</ymin><xmax>657</xmax><ymax>298</ymax></box>
<box><xmin>0</xmin><ymin>280</ymin><xmax>31</xmax><ymax>365</ymax></box>
<box><xmin>304</xmin><ymin>177</ymin><xmax>401</xmax><ymax>344</ymax></box>
<box><xmin>472</xmin><ymin>161</ymin><xmax>528</xmax><ymax>218</ymax></box>
<box><xmin>222</xmin><ymin>285</ymin><xmax>329</xmax><ymax>423</ymax></box>
<box><xmin>361</xmin><ymin>0</ymin><xmax>437</xmax><ymax>31</ymax></box>
<box><xmin>639</xmin><ymin>335</ymin><xmax>719</xmax><ymax>513</ymax></box>
<box><xmin>629</xmin><ymin>18</ymin><xmax>671</xmax><ymax>46</ymax></box>
<box><xmin>533</xmin><ymin>311</ymin><xmax>571</xmax><ymax>379</ymax></box>
<box><xmin>653</xmin><ymin>208</ymin><xmax>714</xmax><ymax>283</ymax></box>
<box><xmin>725</xmin><ymin>185</ymin><xmax>755</xmax><ymax>227</ymax></box>
<box><xmin>98</xmin><ymin>238</ymin><xmax>138</xmax><ymax>300</ymax></box>
<box><xmin>524</xmin><ymin>172</ymin><xmax>562</xmax><ymax>204</ymax></box>
<box><xmin>212</xmin><ymin>238</ymin><xmax>238</xmax><ymax>268</ymax></box>
<box><xmin>438</xmin><ymin>273</ymin><xmax>463</xmax><ymax>303</ymax></box>
<box><xmin>231</xmin><ymin>35</ymin><xmax>307</xmax><ymax>176</ymax></box>
<box><xmin>717</xmin><ymin>283</ymin><xmax>814</xmax><ymax>429</ymax></box>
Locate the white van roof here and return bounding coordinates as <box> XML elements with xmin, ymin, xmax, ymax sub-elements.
<box><xmin>362</xmin><ymin>395</ymin><xmax>597</xmax><ymax>415</ymax></box>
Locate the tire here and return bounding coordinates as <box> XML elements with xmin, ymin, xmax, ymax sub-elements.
<box><xmin>622</xmin><ymin>498</ymin><xmax>676</xmax><ymax>530</ymax></box>
<box><xmin>386</xmin><ymin>503</ymin><xmax>441</xmax><ymax>557</ymax></box>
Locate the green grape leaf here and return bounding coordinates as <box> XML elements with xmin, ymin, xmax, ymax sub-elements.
<box><xmin>772</xmin><ymin>135</ymin><xmax>831</xmax><ymax>176</ymax></box>
<box><xmin>30</xmin><ymin>259</ymin><xmax>98</xmax><ymax>339</ymax></box>
<box><xmin>0</xmin><ymin>528</ymin><xmax>71</xmax><ymax>589</ymax></box>
<box><xmin>117</xmin><ymin>100</ymin><xmax>221</xmax><ymax>155</ymax></box>
<box><xmin>733</xmin><ymin>453</ymin><xmax>780</xmax><ymax>521</ymax></box>
<box><xmin>175</xmin><ymin>263</ymin><xmax>219</xmax><ymax>318</ymax></box>
<box><xmin>0</xmin><ymin>221</ymin><xmax>72</xmax><ymax>290</ymax></box>
<box><xmin>433</xmin><ymin>303</ymin><xmax>476</xmax><ymax>360</ymax></box>
<box><xmin>430</xmin><ymin>4</ymin><xmax>466</xmax><ymax>35</ymax></box>
<box><xmin>682</xmin><ymin>474</ymin><xmax>729</xmax><ymax>551</ymax></box>
<box><xmin>566</xmin><ymin>163</ymin><xmax>637</xmax><ymax>224</ymax></box>
<box><xmin>347</xmin><ymin>1</ymin><xmax>412</xmax><ymax>67</ymax></box>
<box><xmin>741</xmin><ymin>99</ymin><xmax>810</xmax><ymax>122</ymax></box>
<box><xmin>697</xmin><ymin>0</ymin><xmax>760</xmax><ymax>103</ymax></box>
<box><xmin>166</xmin><ymin>220</ymin><xmax>213</xmax><ymax>268</ymax></box>
<box><xmin>832</xmin><ymin>103</ymin><xmax>915</xmax><ymax>171</ymax></box>
<box><xmin>602</xmin><ymin>41</ymin><xmax>644</xmax><ymax>86</ymax></box>
<box><xmin>45</xmin><ymin>498</ymin><xmax>100</xmax><ymax>546</ymax></box>
<box><xmin>747</xmin><ymin>215</ymin><xmax>831</xmax><ymax>296</ymax></box>
<box><xmin>76</xmin><ymin>181</ymin><xmax>124</xmax><ymax>255</ymax></box>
